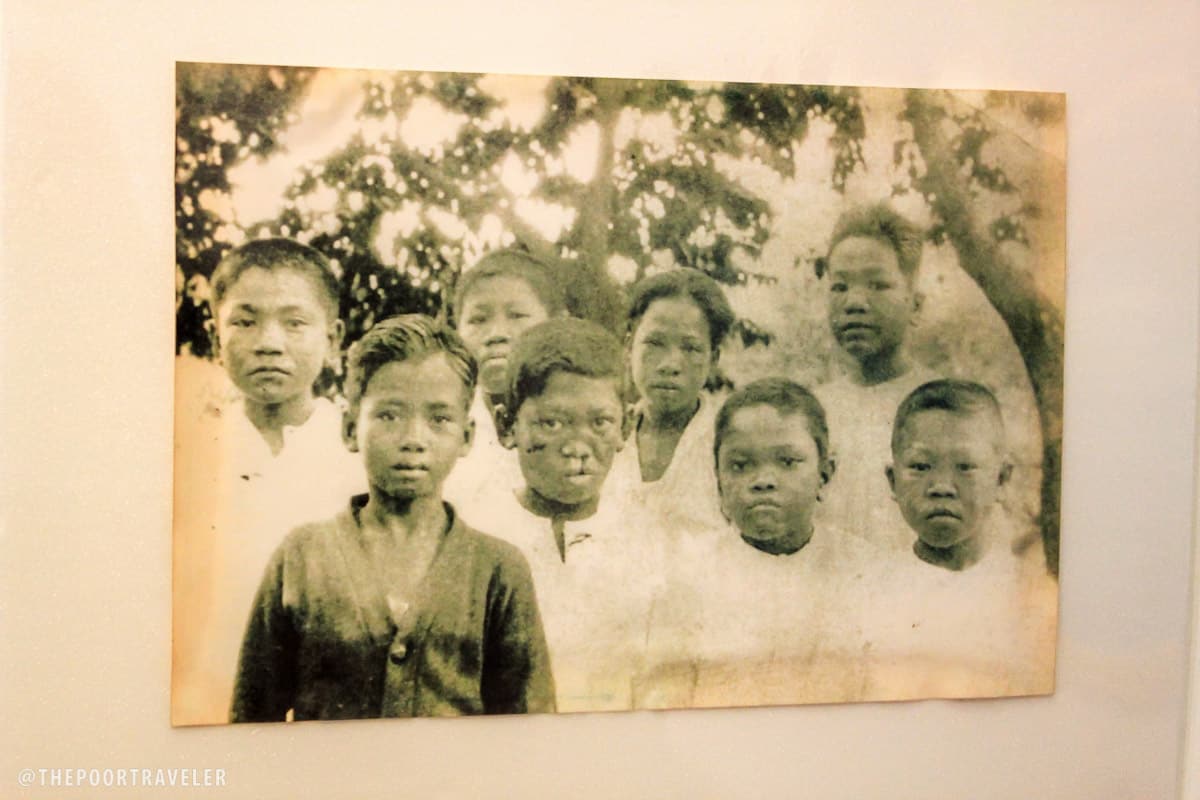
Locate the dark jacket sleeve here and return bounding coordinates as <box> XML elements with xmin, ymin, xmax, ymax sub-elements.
<box><xmin>480</xmin><ymin>546</ymin><xmax>556</xmax><ymax>714</ymax></box>
<box><xmin>230</xmin><ymin>544</ymin><xmax>299</xmax><ymax>723</ymax></box>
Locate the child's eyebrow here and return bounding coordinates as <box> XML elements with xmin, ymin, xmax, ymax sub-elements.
<box><xmin>372</xmin><ymin>397</ymin><xmax>414</xmax><ymax>408</ymax></box>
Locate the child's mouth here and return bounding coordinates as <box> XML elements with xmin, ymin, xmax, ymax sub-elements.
<box><xmin>838</xmin><ymin>322</ymin><xmax>876</xmax><ymax>335</ymax></box>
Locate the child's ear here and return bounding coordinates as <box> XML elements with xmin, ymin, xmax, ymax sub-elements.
<box><xmin>820</xmin><ymin>456</ymin><xmax>836</xmax><ymax>487</ymax></box>
<box><xmin>460</xmin><ymin>415</ymin><xmax>475</xmax><ymax>457</ymax></box>
<box><xmin>885</xmin><ymin>465</ymin><xmax>897</xmax><ymax>498</ymax></box>
<box><xmin>998</xmin><ymin>461</ymin><xmax>1013</xmax><ymax>487</ymax></box>
<box><xmin>342</xmin><ymin>411</ymin><xmax>359</xmax><ymax>453</ymax></box>
<box><xmin>494</xmin><ymin>404</ymin><xmax>517</xmax><ymax>449</ymax></box>
<box><xmin>329</xmin><ymin>318</ymin><xmax>346</xmax><ymax>350</ymax></box>
<box><xmin>911</xmin><ymin>291</ymin><xmax>925</xmax><ymax>319</ymax></box>
<box><xmin>619</xmin><ymin>402</ymin><xmax>637</xmax><ymax>446</ymax></box>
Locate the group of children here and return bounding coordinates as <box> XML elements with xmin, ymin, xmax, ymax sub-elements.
<box><xmin>172</xmin><ymin>203</ymin><xmax>1056</xmax><ymax>726</ymax></box>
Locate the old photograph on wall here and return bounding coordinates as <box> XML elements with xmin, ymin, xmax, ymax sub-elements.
<box><xmin>173</xmin><ymin>62</ymin><xmax>1063</xmax><ymax>725</ymax></box>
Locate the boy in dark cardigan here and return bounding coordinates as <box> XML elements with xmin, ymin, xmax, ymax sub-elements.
<box><xmin>232</xmin><ymin>315</ymin><xmax>555</xmax><ymax>721</ymax></box>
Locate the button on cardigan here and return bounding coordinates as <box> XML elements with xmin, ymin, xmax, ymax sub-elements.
<box><xmin>232</xmin><ymin>496</ymin><xmax>556</xmax><ymax>722</ymax></box>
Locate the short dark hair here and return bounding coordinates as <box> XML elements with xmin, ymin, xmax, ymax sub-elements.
<box><xmin>825</xmin><ymin>203</ymin><xmax>923</xmax><ymax>280</ymax></box>
<box><xmin>891</xmin><ymin>379</ymin><xmax>1004</xmax><ymax>453</ymax></box>
<box><xmin>345</xmin><ymin>315</ymin><xmax>477</xmax><ymax>414</ymax></box>
<box><xmin>499</xmin><ymin>318</ymin><xmax>624</xmax><ymax>429</ymax></box>
<box><xmin>211</xmin><ymin>238</ymin><xmax>340</xmax><ymax>319</ymax></box>
<box><xmin>626</xmin><ymin>269</ymin><xmax>735</xmax><ymax>352</ymax></box>
<box><xmin>452</xmin><ymin>248</ymin><xmax>566</xmax><ymax>322</ymax></box>
<box><xmin>714</xmin><ymin>378</ymin><xmax>831</xmax><ymax>466</ymax></box>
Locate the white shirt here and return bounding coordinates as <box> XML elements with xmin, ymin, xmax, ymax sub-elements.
<box><xmin>604</xmin><ymin>392</ymin><xmax>726</xmax><ymax>542</ymax></box>
<box><xmin>173</xmin><ymin>378</ymin><xmax>365</xmax><ymax>725</ymax></box>
<box><xmin>855</xmin><ymin>534</ymin><xmax>1057</xmax><ymax>700</ymax></box>
<box><xmin>640</xmin><ymin>521</ymin><xmax>878</xmax><ymax>709</ymax></box>
<box><xmin>480</xmin><ymin>487</ymin><xmax>661</xmax><ymax>713</ymax></box>
<box><xmin>815</xmin><ymin>367</ymin><xmax>939</xmax><ymax>554</ymax></box>
<box><xmin>443</xmin><ymin>392</ymin><xmax>524</xmax><ymax>531</ymax></box>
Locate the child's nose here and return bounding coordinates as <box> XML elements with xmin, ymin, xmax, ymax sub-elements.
<box><xmin>926</xmin><ymin>477</ymin><xmax>958</xmax><ymax>498</ymax></box>
<box><xmin>253</xmin><ymin>320</ymin><xmax>286</xmax><ymax>353</ymax></box>
<box><xmin>560</xmin><ymin>437</ymin><xmax>593</xmax><ymax>460</ymax></box>
<box><xmin>397</xmin><ymin>418</ymin><xmax>431</xmax><ymax>451</ymax></box>
<box><xmin>657</xmin><ymin>347</ymin><xmax>684</xmax><ymax>374</ymax></box>
<box><xmin>843</xmin><ymin>287</ymin><xmax>869</xmax><ymax>312</ymax></box>
<box><xmin>750</xmin><ymin>469</ymin><xmax>778</xmax><ymax>492</ymax></box>
<box><xmin>484</xmin><ymin>324</ymin><xmax>509</xmax><ymax>346</ymax></box>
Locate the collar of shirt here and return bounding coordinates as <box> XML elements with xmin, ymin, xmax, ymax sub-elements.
<box><xmin>223</xmin><ymin>395</ymin><xmax>346</xmax><ymax>482</ymax></box>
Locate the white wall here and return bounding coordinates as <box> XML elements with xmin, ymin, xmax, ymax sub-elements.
<box><xmin>3</xmin><ymin>1</ymin><xmax>1198</xmax><ymax>798</ymax></box>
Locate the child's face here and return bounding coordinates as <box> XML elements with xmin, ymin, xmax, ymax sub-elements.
<box><xmin>345</xmin><ymin>353</ymin><xmax>474</xmax><ymax>502</ymax></box>
<box><xmin>511</xmin><ymin>371</ymin><xmax>625</xmax><ymax>506</ymax></box>
<box><xmin>717</xmin><ymin>405</ymin><xmax>827</xmax><ymax>549</ymax></box>
<box><xmin>827</xmin><ymin>236</ymin><xmax>918</xmax><ymax>365</ymax></box>
<box><xmin>216</xmin><ymin>267</ymin><xmax>340</xmax><ymax>407</ymax></box>
<box><xmin>888</xmin><ymin>408</ymin><xmax>1007</xmax><ymax>550</ymax></box>
<box><xmin>458</xmin><ymin>275</ymin><xmax>553</xmax><ymax>396</ymax></box>
<box><xmin>630</xmin><ymin>296</ymin><xmax>714</xmax><ymax>416</ymax></box>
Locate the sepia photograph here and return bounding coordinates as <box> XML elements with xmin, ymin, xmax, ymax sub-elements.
<box><xmin>6</xmin><ymin>1</ymin><xmax>1200</xmax><ymax>797</ymax></box>
<box><xmin>172</xmin><ymin>63</ymin><xmax>1064</xmax><ymax>725</ymax></box>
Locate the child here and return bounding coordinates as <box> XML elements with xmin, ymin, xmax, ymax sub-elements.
<box><xmin>173</xmin><ymin>238</ymin><xmax>364</xmax><ymax>726</ymax></box>
<box><xmin>887</xmin><ymin>379</ymin><xmax>1012</xmax><ymax>571</ymax></box>
<box><xmin>639</xmin><ymin>379</ymin><xmax>873</xmax><ymax>709</ymax></box>
<box><xmin>714</xmin><ymin>379</ymin><xmax>835</xmax><ymax>557</ymax></box>
<box><xmin>444</xmin><ymin>249</ymin><xmax>566</xmax><ymax>526</ymax></box>
<box><xmin>814</xmin><ymin>203</ymin><xmax>939</xmax><ymax>553</ymax></box>
<box><xmin>231</xmin><ymin>315</ymin><xmax>555</xmax><ymax>721</ymax></box>
<box><xmin>856</xmin><ymin>379</ymin><xmax>1056</xmax><ymax>700</ymax></box>
<box><xmin>482</xmin><ymin>318</ymin><xmax>659</xmax><ymax>713</ymax></box>
<box><xmin>605</xmin><ymin>268</ymin><xmax>735</xmax><ymax>539</ymax></box>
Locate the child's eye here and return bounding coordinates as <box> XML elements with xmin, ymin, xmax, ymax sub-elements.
<box><xmin>539</xmin><ymin>418</ymin><xmax>563</xmax><ymax>432</ymax></box>
<box><xmin>377</xmin><ymin>410</ymin><xmax>397</xmax><ymax>422</ymax></box>
<box><xmin>466</xmin><ymin>314</ymin><xmax>488</xmax><ymax>326</ymax></box>
<box><xmin>230</xmin><ymin>318</ymin><xmax>254</xmax><ymax>328</ymax></box>
<box><xmin>431</xmin><ymin>414</ymin><xmax>454</xmax><ymax>427</ymax></box>
<box><xmin>780</xmin><ymin>456</ymin><xmax>804</xmax><ymax>468</ymax></box>
<box><xmin>830</xmin><ymin>282</ymin><xmax>848</xmax><ymax>293</ymax></box>
<box><xmin>869</xmin><ymin>280</ymin><xmax>893</xmax><ymax>291</ymax></box>
<box><xmin>508</xmin><ymin>311</ymin><xmax>530</xmax><ymax>321</ymax></box>
<box><xmin>727</xmin><ymin>460</ymin><xmax>748</xmax><ymax>473</ymax></box>
<box><xmin>285</xmin><ymin>318</ymin><xmax>308</xmax><ymax>329</ymax></box>
<box><xmin>909</xmin><ymin>461</ymin><xmax>931</xmax><ymax>472</ymax></box>
<box><xmin>592</xmin><ymin>416</ymin><xmax>616</xmax><ymax>431</ymax></box>
<box><xmin>957</xmin><ymin>463</ymin><xmax>977</xmax><ymax>473</ymax></box>
<box><xmin>684</xmin><ymin>342</ymin><xmax>705</xmax><ymax>355</ymax></box>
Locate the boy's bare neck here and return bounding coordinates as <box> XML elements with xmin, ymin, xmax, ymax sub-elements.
<box><xmin>361</xmin><ymin>490</ymin><xmax>448</xmax><ymax>544</ymax></box>
<box><xmin>742</xmin><ymin>525</ymin><xmax>813</xmax><ymax>556</ymax></box>
<box><xmin>519</xmin><ymin>487</ymin><xmax>598</xmax><ymax>522</ymax></box>
<box><xmin>243</xmin><ymin>393</ymin><xmax>317</xmax><ymax>449</ymax></box>
<box><xmin>643</xmin><ymin>398</ymin><xmax>700</xmax><ymax>431</ymax></box>
<box><xmin>914</xmin><ymin>536</ymin><xmax>985</xmax><ymax>571</ymax></box>
<box><xmin>846</xmin><ymin>349</ymin><xmax>910</xmax><ymax>387</ymax></box>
